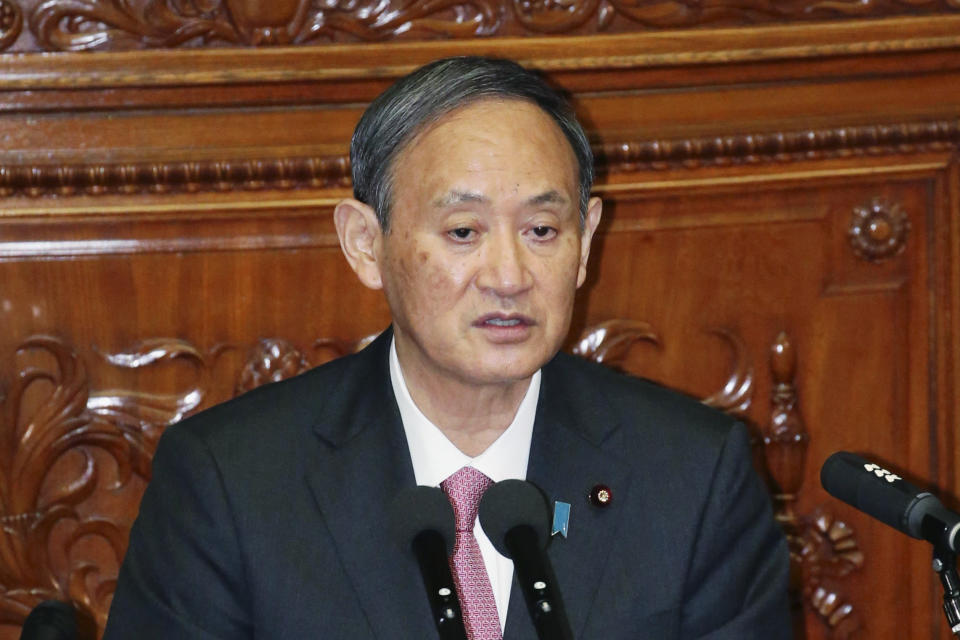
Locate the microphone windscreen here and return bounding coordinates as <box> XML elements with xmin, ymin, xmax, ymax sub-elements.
<box><xmin>478</xmin><ymin>479</ymin><xmax>550</xmax><ymax>558</ymax></box>
<box><xmin>20</xmin><ymin>600</ymin><xmax>76</xmax><ymax>640</ymax></box>
<box><xmin>389</xmin><ymin>485</ymin><xmax>457</xmax><ymax>553</ymax></box>
<box><xmin>820</xmin><ymin>451</ymin><xmax>925</xmax><ymax>535</ymax></box>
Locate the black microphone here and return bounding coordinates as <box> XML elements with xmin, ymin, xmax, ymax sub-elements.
<box><xmin>390</xmin><ymin>486</ymin><xmax>468</xmax><ymax>640</ymax></box>
<box><xmin>821</xmin><ymin>451</ymin><xmax>960</xmax><ymax>552</ymax></box>
<box><xmin>478</xmin><ymin>479</ymin><xmax>573</xmax><ymax>640</ymax></box>
<box><xmin>20</xmin><ymin>600</ymin><xmax>76</xmax><ymax>640</ymax></box>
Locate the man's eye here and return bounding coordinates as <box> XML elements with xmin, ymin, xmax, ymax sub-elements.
<box><xmin>448</xmin><ymin>228</ymin><xmax>475</xmax><ymax>241</ymax></box>
<box><xmin>530</xmin><ymin>226</ymin><xmax>557</xmax><ymax>239</ymax></box>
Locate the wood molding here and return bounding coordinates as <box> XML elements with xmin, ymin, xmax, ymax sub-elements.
<box><xmin>0</xmin><ymin>119</ymin><xmax>954</xmax><ymax>200</ymax></box>
<box><xmin>0</xmin><ymin>0</ymin><xmax>955</xmax><ymax>53</ymax></box>
<box><xmin>3</xmin><ymin>15</ymin><xmax>960</xmax><ymax>87</ymax></box>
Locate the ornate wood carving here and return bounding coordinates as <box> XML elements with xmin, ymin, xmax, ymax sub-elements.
<box><xmin>0</xmin><ymin>336</ymin><xmax>163</xmax><ymax>630</ymax></box>
<box><xmin>0</xmin><ymin>0</ymin><xmax>23</xmax><ymax>50</ymax></box>
<box><xmin>848</xmin><ymin>197</ymin><xmax>911</xmax><ymax>262</ymax></box>
<box><xmin>236</xmin><ymin>339</ymin><xmax>311</xmax><ymax>395</ymax></box>
<box><xmin>6</xmin><ymin>0</ymin><xmax>960</xmax><ymax>51</ymax></box>
<box><xmin>27</xmin><ymin>0</ymin><xmax>505</xmax><ymax>50</ymax></box>
<box><xmin>700</xmin><ymin>328</ymin><xmax>753</xmax><ymax>415</ymax></box>
<box><xmin>0</xmin><ymin>332</ymin><xmax>379</xmax><ymax>633</ymax></box>
<box><xmin>0</xmin><ymin>119</ymin><xmax>955</xmax><ymax>200</ymax></box>
<box><xmin>595</xmin><ymin>120</ymin><xmax>959</xmax><ymax>172</ymax></box>
<box><xmin>763</xmin><ymin>331</ymin><xmax>809</xmax><ymax>526</ymax></box>
<box><xmin>760</xmin><ymin>332</ymin><xmax>863</xmax><ymax>637</ymax></box>
<box><xmin>0</xmin><ymin>156</ymin><xmax>351</xmax><ymax>199</ymax></box>
<box><xmin>571</xmin><ymin>319</ymin><xmax>661</xmax><ymax>364</ymax></box>
<box><xmin>572</xmin><ymin>320</ymin><xmax>754</xmax><ymax>411</ymax></box>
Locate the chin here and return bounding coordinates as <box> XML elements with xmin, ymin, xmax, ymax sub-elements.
<box><xmin>465</xmin><ymin>354</ymin><xmax>550</xmax><ymax>384</ymax></box>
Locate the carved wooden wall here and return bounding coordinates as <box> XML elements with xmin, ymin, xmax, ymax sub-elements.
<box><xmin>0</xmin><ymin>1</ymin><xmax>958</xmax><ymax>638</ymax></box>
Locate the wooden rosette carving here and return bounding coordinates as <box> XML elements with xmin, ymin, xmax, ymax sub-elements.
<box><xmin>847</xmin><ymin>198</ymin><xmax>910</xmax><ymax>262</ymax></box>
<box><xmin>0</xmin><ymin>0</ymin><xmax>22</xmax><ymax>50</ymax></box>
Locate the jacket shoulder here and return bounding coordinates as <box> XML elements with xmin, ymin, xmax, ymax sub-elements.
<box><xmin>548</xmin><ymin>351</ymin><xmax>737</xmax><ymax>441</ymax></box>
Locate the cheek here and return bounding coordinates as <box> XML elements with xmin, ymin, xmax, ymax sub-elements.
<box><xmin>390</xmin><ymin>247</ymin><xmax>463</xmax><ymax>304</ymax></box>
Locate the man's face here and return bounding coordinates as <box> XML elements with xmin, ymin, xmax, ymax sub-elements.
<box><xmin>368</xmin><ymin>99</ymin><xmax>601</xmax><ymax>389</ymax></box>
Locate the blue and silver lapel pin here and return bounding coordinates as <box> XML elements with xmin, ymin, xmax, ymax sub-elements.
<box><xmin>551</xmin><ymin>500</ymin><xmax>571</xmax><ymax>538</ymax></box>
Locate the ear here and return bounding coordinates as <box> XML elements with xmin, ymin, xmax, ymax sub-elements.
<box><xmin>334</xmin><ymin>198</ymin><xmax>384</xmax><ymax>290</ymax></box>
<box><xmin>576</xmin><ymin>196</ymin><xmax>603</xmax><ymax>289</ymax></box>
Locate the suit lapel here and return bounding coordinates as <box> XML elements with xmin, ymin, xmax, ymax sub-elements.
<box><xmin>304</xmin><ymin>330</ymin><xmax>438</xmax><ymax>639</ymax></box>
<box><xmin>503</xmin><ymin>356</ymin><xmax>635</xmax><ymax>640</ymax></box>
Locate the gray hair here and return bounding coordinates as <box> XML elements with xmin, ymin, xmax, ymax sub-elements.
<box><xmin>350</xmin><ymin>56</ymin><xmax>594</xmax><ymax>232</ymax></box>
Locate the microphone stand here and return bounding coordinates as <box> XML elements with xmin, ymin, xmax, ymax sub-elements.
<box><xmin>933</xmin><ymin>544</ymin><xmax>960</xmax><ymax>637</ymax></box>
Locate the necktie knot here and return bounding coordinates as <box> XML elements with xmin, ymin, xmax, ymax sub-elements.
<box><xmin>442</xmin><ymin>466</ymin><xmax>494</xmax><ymax>532</ymax></box>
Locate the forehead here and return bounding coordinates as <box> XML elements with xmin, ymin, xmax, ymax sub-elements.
<box><xmin>390</xmin><ymin>99</ymin><xmax>579</xmax><ymax>209</ymax></box>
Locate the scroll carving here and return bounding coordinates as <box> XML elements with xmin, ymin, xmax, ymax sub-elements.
<box><xmin>847</xmin><ymin>198</ymin><xmax>910</xmax><ymax>262</ymax></box>
<box><xmin>572</xmin><ymin>319</ymin><xmax>661</xmax><ymax>365</ymax></box>
<box><xmin>700</xmin><ymin>328</ymin><xmax>752</xmax><ymax>415</ymax></box>
<box><xmin>760</xmin><ymin>331</ymin><xmax>863</xmax><ymax>637</ymax></box>
<box><xmin>572</xmin><ymin>320</ymin><xmax>754</xmax><ymax>411</ymax></box>
<box><xmin>0</xmin><ymin>119</ymin><xmax>956</xmax><ymax>200</ymax></box>
<box><xmin>0</xmin><ymin>0</ymin><xmax>23</xmax><ymax>50</ymax></box>
<box><xmin>14</xmin><ymin>0</ymin><xmax>960</xmax><ymax>50</ymax></box>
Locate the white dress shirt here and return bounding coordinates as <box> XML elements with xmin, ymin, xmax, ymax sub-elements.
<box><xmin>389</xmin><ymin>338</ymin><xmax>540</xmax><ymax>631</ymax></box>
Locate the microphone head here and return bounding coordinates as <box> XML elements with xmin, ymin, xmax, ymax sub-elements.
<box><xmin>820</xmin><ymin>451</ymin><xmax>927</xmax><ymax>538</ymax></box>
<box><xmin>21</xmin><ymin>600</ymin><xmax>77</xmax><ymax>640</ymax></box>
<box><xmin>389</xmin><ymin>485</ymin><xmax>457</xmax><ymax>554</ymax></box>
<box><xmin>478</xmin><ymin>479</ymin><xmax>550</xmax><ymax>558</ymax></box>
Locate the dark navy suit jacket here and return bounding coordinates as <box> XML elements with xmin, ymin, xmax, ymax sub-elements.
<box><xmin>104</xmin><ymin>329</ymin><xmax>791</xmax><ymax>639</ymax></box>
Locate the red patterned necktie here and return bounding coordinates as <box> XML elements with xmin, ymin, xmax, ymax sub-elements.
<box><xmin>441</xmin><ymin>467</ymin><xmax>503</xmax><ymax>640</ymax></box>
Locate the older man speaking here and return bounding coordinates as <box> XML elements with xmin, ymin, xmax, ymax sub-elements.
<box><xmin>104</xmin><ymin>57</ymin><xmax>791</xmax><ymax>639</ymax></box>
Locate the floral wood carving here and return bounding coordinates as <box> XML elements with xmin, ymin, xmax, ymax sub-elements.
<box><xmin>16</xmin><ymin>0</ymin><xmax>960</xmax><ymax>50</ymax></box>
<box><xmin>760</xmin><ymin>331</ymin><xmax>863</xmax><ymax>637</ymax></box>
<box><xmin>0</xmin><ymin>119</ymin><xmax>957</xmax><ymax>200</ymax></box>
<box><xmin>0</xmin><ymin>332</ymin><xmax>378</xmax><ymax>635</ymax></box>
<box><xmin>797</xmin><ymin>509</ymin><xmax>864</xmax><ymax>638</ymax></box>
<box><xmin>28</xmin><ymin>0</ymin><xmax>505</xmax><ymax>50</ymax></box>
<box><xmin>0</xmin><ymin>0</ymin><xmax>23</xmax><ymax>50</ymax></box>
<box><xmin>236</xmin><ymin>338</ymin><xmax>311</xmax><ymax>395</ymax></box>
<box><xmin>0</xmin><ymin>336</ymin><xmax>186</xmax><ymax>630</ymax></box>
<box><xmin>572</xmin><ymin>320</ymin><xmax>753</xmax><ymax>411</ymax></box>
<box><xmin>847</xmin><ymin>198</ymin><xmax>910</xmax><ymax>262</ymax></box>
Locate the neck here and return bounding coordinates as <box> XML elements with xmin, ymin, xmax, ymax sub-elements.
<box><xmin>397</xmin><ymin>352</ymin><xmax>532</xmax><ymax>458</ymax></box>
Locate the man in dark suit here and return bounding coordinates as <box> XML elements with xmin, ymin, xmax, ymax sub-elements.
<box><xmin>104</xmin><ymin>56</ymin><xmax>791</xmax><ymax>639</ymax></box>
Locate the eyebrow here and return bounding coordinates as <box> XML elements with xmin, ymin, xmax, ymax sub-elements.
<box><xmin>432</xmin><ymin>189</ymin><xmax>569</xmax><ymax>209</ymax></box>
<box><xmin>526</xmin><ymin>190</ymin><xmax>568</xmax><ymax>207</ymax></box>
<box><xmin>433</xmin><ymin>190</ymin><xmax>488</xmax><ymax>208</ymax></box>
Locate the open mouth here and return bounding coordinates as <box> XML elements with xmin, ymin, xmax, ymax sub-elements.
<box><xmin>486</xmin><ymin>317</ymin><xmax>523</xmax><ymax>327</ymax></box>
<box><xmin>475</xmin><ymin>313</ymin><xmax>535</xmax><ymax>328</ymax></box>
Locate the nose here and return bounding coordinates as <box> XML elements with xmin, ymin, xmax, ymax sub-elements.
<box><xmin>475</xmin><ymin>232</ymin><xmax>533</xmax><ymax>297</ymax></box>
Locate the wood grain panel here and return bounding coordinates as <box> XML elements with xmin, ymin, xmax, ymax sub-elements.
<box><xmin>1</xmin><ymin>7</ymin><xmax>958</xmax><ymax>638</ymax></box>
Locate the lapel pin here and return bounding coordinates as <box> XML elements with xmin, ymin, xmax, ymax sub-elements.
<box><xmin>551</xmin><ymin>501</ymin><xmax>571</xmax><ymax>538</ymax></box>
<box><xmin>589</xmin><ymin>484</ymin><xmax>613</xmax><ymax>508</ymax></box>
